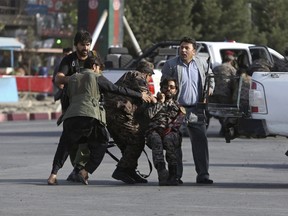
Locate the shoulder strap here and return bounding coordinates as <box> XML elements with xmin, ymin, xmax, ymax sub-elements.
<box><xmin>106</xmin><ymin>140</ymin><xmax>153</xmax><ymax>178</ymax></box>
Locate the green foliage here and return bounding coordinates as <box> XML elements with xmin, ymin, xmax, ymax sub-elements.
<box><xmin>250</xmin><ymin>0</ymin><xmax>288</xmax><ymax>53</ymax></box>
<box><xmin>124</xmin><ymin>0</ymin><xmax>192</xmax><ymax>52</ymax></box>
<box><xmin>61</xmin><ymin>1</ymin><xmax>78</xmax><ymax>30</ymax></box>
<box><xmin>123</xmin><ymin>0</ymin><xmax>288</xmax><ymax>55</ymax></box>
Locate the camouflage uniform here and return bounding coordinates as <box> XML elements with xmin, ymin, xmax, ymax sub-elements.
<box><xmin>146</xmin><ymin>100</ymin><xmax>184</xmax><ymax>167</ymax></box>
<box><xmin>144</xmin><ymin>98</ymin><xmax>185</xmax><ymax>185</ymax></box>
<box><xmin>50</xmin><ymin>68</ymin><xmax>144</xmax><ymax>181</ymax></box>
<box><xmin>104</xmin><ymin>71</ymin><xmax>150</xmax><ymax>172</ymax></box>
<box><xmin>233</xmin><ymin>73</ymin><xmax>251</xmax><ymax>115</ymax></box>
<box><xmin>209</xmin><ymin>62</ymin><xmax>237</xmax><ymax>104</ymax></box>
<box><xmin>234</xmin><ymin>58</ymin><xmax>271</xmax><ymax>115</ymax></box>
<box><xmin>208</xmin><ymin>62</ymin><xmax>237</xmax><ymax>136</ymax></box>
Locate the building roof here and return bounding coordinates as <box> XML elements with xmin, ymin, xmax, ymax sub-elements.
<box><xmin>0</xmin><ymin>37</ymin><xmax>25</xmax><ymax>49</ymax></box>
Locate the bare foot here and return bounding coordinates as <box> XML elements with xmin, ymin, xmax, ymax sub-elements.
<box><xmin>47</xmin><ymin>174</ymin><xmax>58</xmax><ymax>185</ymax></box>
<box><xmin>78</xmin><ymin>169</ymin><xmax>89</xmax><ymax>185</ymax></box>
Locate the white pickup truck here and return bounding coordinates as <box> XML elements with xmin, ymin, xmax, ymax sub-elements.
<box><xmin>103</xmin><ymin>41</ymin><xmax>287</xmax><ymax>141</ymax></box>
<box><xmin>248</xmin><ymin>71</ymin><xmax>288</xmax><ymax>137</ymax></box>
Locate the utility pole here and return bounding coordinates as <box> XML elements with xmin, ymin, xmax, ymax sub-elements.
<box><xmin>77</xmin><ymin>0</ymin><xmax>125</xmax><ymax>57</ymax></box>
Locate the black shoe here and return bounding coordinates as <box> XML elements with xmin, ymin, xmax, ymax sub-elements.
<box><xmin>196</xmin><ymin>178</ymin><xmax>213</xmax><ymax>184</ymax></box>
<box><xmin>167</xmin><ymin>177</ymin><xmax>178</xmax><ymax>186</ymax></box>
<box><xmin>177</xmin><ymin>178</ymin><xmax>183</xmax><ymax>185</ymax></box>
<box><xmin>112</xmin><ymin>167</ymin><xmax>135</xmax><ymax>184</ymax></box>
<box><xmin>66</xmin><ymin>169</ymin><xmax>81</xmax><ymax>182</ymax></box>
<box><xmin>127</xmin><ymin>169</ymin><xmax>148</xmax><ymax>183</ymax></box>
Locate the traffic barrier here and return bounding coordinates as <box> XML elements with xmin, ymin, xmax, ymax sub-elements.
<box><xmin>51</xmin><ymin>112</ymin><xmax>62</xmax><ymax>120</ymax></box>
<box><xmin>30</xmin><ymin>113</ymin><xmax>50</xmax><ymax>120</ymax></box>
<box><xmin>0</xmin><ymin>112</ymin><xmax>62</xmax><ymax>122</ymax></box>
<box><xmin>7</xmin><ymin>113</ymin><xmax>28</xmax><ymax>121</ymax></box>
<box><xmin>0</xmin><ymin>114</ymin><xmax>7</xmax><ymax>122</ymax></box>
<box><xmin>15</xmin><ymin>75</ymin><xmax>53</xmax><ymax>93</ymax></box>
<box><xmin>0</xmin><ymin>76</ymin><xmax>19</xmax><ymax>102</ymax></box>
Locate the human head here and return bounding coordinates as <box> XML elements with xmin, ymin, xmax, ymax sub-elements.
<box><xmin>74</xmin><ymin>30</ymin><xmax>92</xmax><ymax>59</ymax></box>
<box><xmin>84</xmin><ymin>55</ymin><xmax>105</xmax><ymax>74</ymax></box>
<box><xmin>74</xmin><ymin>30</ymin><xmax>92</xmax><ymax>46</ymax></box>
<box><xmin>223</xmin><ymin>50</ymin><xmax>235</xmax><ymax>62</ymax></box>
<box><xmin>179</xmin><ymin>37</ymin><xmax>197</xmax><ymax>64</ymax></box>
<box><xmin>223</xmin><ymin>54</ymin><xmax>235</xmax><ymax>63</ymax></box>
<box><xmin>136</xmin><ymin>60</ymin><xmax>154</xmax><ymax>73</ymax></box>
<box><xmin>136</xmin><ymin>60</ymin><xmax>154</xmax><ymax>82</ymax></box>
<box><xmin>160</xmin><ymin>78</ymin><xmax>178</xmax><ymax>99</ymax></box>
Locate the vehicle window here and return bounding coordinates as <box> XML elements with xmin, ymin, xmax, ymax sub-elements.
<box><xmin>219</xmin><ymin>49</ymin><xmax>250</xmax><ymax>71</ymax></box>
<box><xmin>249</xmin><ymin>46</ymin><xmax>273</xmax><ymax>65</ymax></box>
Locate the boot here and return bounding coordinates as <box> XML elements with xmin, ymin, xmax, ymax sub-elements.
<box><xmin>156</xmin><ymin>162</ymin><xmax>169</xmax><ymax>186</ymax></box>
<box><xmin>167</xmin><ymin>165</ymin><xmax>178</xmax><ymax>186</ymax></box>
<box><xmin>112</xmin><ymin>166</ymin><xmax>135</xmax><ymax>184</ymax></box>
<box><xmin>126</xmin><ymin>168</ymin><xmax>148</xmax><ymax>183</ymax></box>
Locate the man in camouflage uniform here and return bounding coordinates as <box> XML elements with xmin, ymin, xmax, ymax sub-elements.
<box><xmin>104</xmin><ymin>61</ymin><xmax>154</xmax><ymax>184</ymax></box>
<box><xmin>209</xmin><ymin>54</ymin><xmax>237</xmax><ymax>136</ymax></box>
<box><xmin>210</xmin><ymin>54</ymin><xmax>237</xmax><ymax>104</ymax></box>
<box><xmin>145</xmin><ymin>78</ymin><xmax>185</xmax><ymax>186</ymax></box>
<box><xmin>224</xmin><ymin>58</ymin><xmax>272</xmax><ymax>141</ymax></box>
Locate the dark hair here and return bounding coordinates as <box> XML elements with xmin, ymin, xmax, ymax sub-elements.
<box><xmin>84</xmin><ymin>55</ymin><xmax>105</xmax><ymax>71</ymax></box>
<box><xmin>136</xmin><ymin>60</ymin><xmax>154</xmax><ymax>74</ymax></box>
<box><xmin>74</xmin><ymin>30</ymin><xmax>92</xmax><ymax>46</ymax></box>
<box><xmin>180</xmin><ymin>37</ymin><xmax>197</xmax><ymax>50</ymax></box>
<box><xmin>160</xmin><ymin>78</ymin><xmax>178</xmax><ymax>90</ymax></box>
<box><xmin>63</xmin><ymin>47</ymin><xmax>72</xmax><ymax>53</ymax></box>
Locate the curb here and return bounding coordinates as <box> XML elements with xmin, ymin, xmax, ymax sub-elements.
<box><xmin>0</xmin><ymin>112</ymin><xmax>61</xmax><ymax>122</ymax></box>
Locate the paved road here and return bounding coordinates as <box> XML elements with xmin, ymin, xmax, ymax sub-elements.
<box><xmin>0</xmin><ymin>119</ymin><xmax>287</xmax><ymax>216</ymax></box>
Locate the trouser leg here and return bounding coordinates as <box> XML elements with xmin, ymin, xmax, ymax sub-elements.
<box><xmin>147</xmin><ymin>131</ymin><xmax>165</xmax><ymax>166</ymax></box>
<box><xmin>51</xmin><ymin>132</ymin><xmax>70</xmax><ymax>175</ymax></box>
<box><xmin>117</xmin><ymin>133</ymin><xmax>145</xmax><ymax>169</ymax></box>
<box><xmin>187</xmin><ymin>122</ymin><xmax>210</xmax><ymax>179</ymax></box>
<box><xmin>163</xmin><ymin>132</ymin><xmax>178</xmax><ymax>166</ymax></box>
<box><xmin>73</xmin><ymin>143</ymin><xmax>90</xmax><ymax>169</ymax></box>
<box><xmin>174</xmin><ymin>133</ymin><xmax>183</xmax><ymax>180</ymax></box>
<box><xmin>163</xmin><ymin>132</ymin><xmax>179</xmax><ymax>186</ymax></box>
<box><xmin>84</xmin><ymin>123</ymin><xmax>109</xmax><ymax>174</ymax></box>
<box><xmin>147</xmin><ymin>131</ymin><xmax>168</xmax><ymax>185</ymax></box>
<box><xmin>51</xmin><ymin>118</ymin><xmax>82</xmax><ymax>174</ymax></box>
<box><xmin>176</xmin><ymin>147</ymin><xmax>183</xmax><ymax>179</ymax></box>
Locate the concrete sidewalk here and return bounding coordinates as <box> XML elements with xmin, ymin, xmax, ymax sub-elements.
<box><xmin>0</xmin><ymin>120</ymin><xmax>287</xmax><ymax>216</ymax></box>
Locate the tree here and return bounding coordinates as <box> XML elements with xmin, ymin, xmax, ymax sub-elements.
<box><xmin>124</xmin><ymin>0</ymin><xmax>192</xmax><ymax>53</ymax></box>
<box><xmin>191</xmin><ymin>0</ymin><xmax>222</xmax><ymax>41</ymax></box>
<box><xmin>191</xmin><ymin>0</ymin><xmax>254</xmax><ymax>42</ymax></box>
<box><xmin>122</xmin><ymin>0</ymin><xmax>288</xmax><ymax>55</ymax></box>
<box><xmin>250</xmin><ymin>0</ymin><xmax>288</xmax><ymax>53</ymax></box>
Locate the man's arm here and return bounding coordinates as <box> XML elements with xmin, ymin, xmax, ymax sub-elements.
<box><xmin>98</xmin><ymin>75</ymin><xmax>151</xmax><ymax>102</ymax></box>
<box><xmin>55</xmin><ymin>72</ymin><xmax>70</xmax><ymax>89</ymax></box>
<box><xmin>54</xmin><ymin>54</ymin><xmax>71</xmax><ymax>88</ymax></box>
